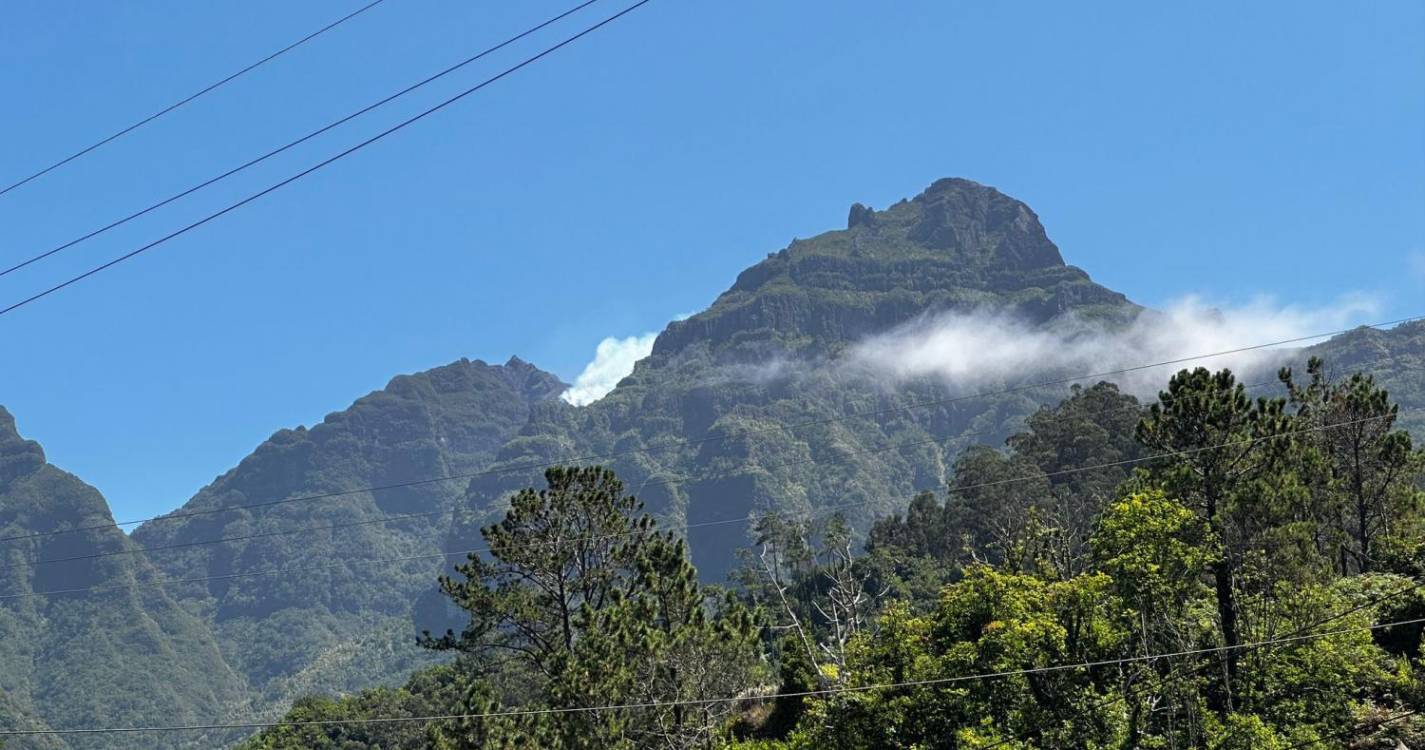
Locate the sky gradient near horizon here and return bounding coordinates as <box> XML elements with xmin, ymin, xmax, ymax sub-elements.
<box><xmin>1</xmin><ymin>0</ymin><xmax>1422</xmax><ymax>521</ymax></box>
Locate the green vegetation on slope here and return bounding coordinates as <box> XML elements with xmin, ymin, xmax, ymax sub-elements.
<box><xmin>244</xmin><ymin>360</ymin><xmax>1425</xmax><ymax>749</ymax></box>
<box><xmin>0</xmin><ymin>359</ymin><xmax>567</xmax><ymax>750</ymax></box>
<box><xmin>0</xmin><ymin>407</ymin><xmax>248</xmax><ymax>750</ymax></box>
<box><xmin>1305</xmin><ymin>319</ymin><xmax>1425</xmax><ymax>438</ymax></box>
<box><xmin>128</xmin><ymin>357</ymin><xmax>566</xmax><ymax>716</ymax></box>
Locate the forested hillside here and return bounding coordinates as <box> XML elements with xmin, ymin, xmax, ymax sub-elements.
<box><xmin>1306</xmin><ymin>320</ymin><xmax>1425</xmax><ymax>437</ymax></box>
<box><xmin>0</xmin><ymin>359</ymin><xmax>566</xmax><ymax>749</ymax></box>
<box><xmin>241</xmin><ymin>362</ymin><xmax>1425</xmax><ymax>749</ymax></box>
<box><xmin>130</xmin><ymin>357</ymin><xmax>568</xmax><ymax>723</ymax></box>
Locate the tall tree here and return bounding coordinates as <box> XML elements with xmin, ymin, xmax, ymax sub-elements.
<box><xmin>555</xmin><ymin>539</ymin><xmax>762</xmax><ymax>750</ymax></box>
<box><xmin>421</xmin><ymin>466</ymin><xmax>655</xmax><ymax>677</ymax></box>
<box><xmin>1008</xmin><ymin>382</ymin><xmax>1146</xmax><ymax>575</ymax></box>
<box><xmin>748</xmin><ymin>512</ymin><xmax>879</xmax><ymax>690</ymax></box>
<box><xmin>940</xmin><ymin>447</ymin><xmax>1055</xmax><ymax>572</ymax></box>
<box><xmin>1092</xmin><ymin>491</ymin><xmax>1218</xmax><ymax>747</ymax></box>
<box><xmin>1135</xmin><ymin>367</ymin><xmax>1292</xmax><ymax>712</ymax></box>
<box><xmin>424</xmin><ymin>466</ymin><xmax>763</xmax><ymax>749</ymax></box>
<box><xmin>1282</xmin><ymin>358</ymin><xmax>1422</xmax><ymax>573</ymax></box>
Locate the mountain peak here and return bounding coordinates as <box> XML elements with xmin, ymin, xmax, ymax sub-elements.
<box><xmin>652</xmin><ymin>177</ymin><xmax>1128</xmax><ymax>359</ymax></box>
<box><xmin>0</xmin><ymin>405</ymin><xmax>46</xmax><ymax>486</ymax></box>
<box><xmin>903</xmin><ymin>178</ymin><xmax>1064</xmax><ymax>271</ymax></box>
<box><xmin>917</xmin><ymin>176</ymin><xmax>998</xmax><ymax>197</ymax></box>
<box><xmin>0</xmin><ymin>404</ymin><xmax>19</xmax><ymax>438</ymax></box>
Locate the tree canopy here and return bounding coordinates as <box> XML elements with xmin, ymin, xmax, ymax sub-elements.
<box><xmin>243</xmin><ymin>363</ymin><xmax>1425</xmax><ymax>750</ymax></box>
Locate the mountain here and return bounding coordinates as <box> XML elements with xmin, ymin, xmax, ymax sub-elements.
<box><xmin>657</xmin><ymin>178</ymin><xmax>1133</xmax><ymax>360</ymax></box>
<box><xmin>446</xmin><ymin>178</ymin><xmax>1141</xmax><ymax>580</ymax></box>
<box><xmin>0</xmin><ymin>407</ymin><xmax>247</xmax><ymax>750</ymax></box>
<box><xmin>2</xmin><ymin>177</ymin><xmax>1421</xmax><ymax>749</ymax></box>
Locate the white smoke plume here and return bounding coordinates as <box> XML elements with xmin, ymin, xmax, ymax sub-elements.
<box><xmin>849</xmin><ymin>295</ymin><xmax>1382</xmax><ymax>395</ymax></box>
<box><xmin>561</xmin><ymin>332</ymin><xmax>659</xmax><ymax>406</ymax></box>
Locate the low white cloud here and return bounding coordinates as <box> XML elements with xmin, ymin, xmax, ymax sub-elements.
<box><xmin>849</xmin><ymin>294</ymin><xmax>1382</xmax><ymax>395</ymax></box>
<box><xmin>561</xmin><ymin>332</ymin><xmax>659</xmax><ymax>406</ymax></box>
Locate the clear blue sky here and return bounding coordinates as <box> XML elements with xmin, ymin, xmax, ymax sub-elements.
<box><xmin>1</xmin><ymin>0</ymin><xmax>1421</xmax><ymax>522</ymax></box>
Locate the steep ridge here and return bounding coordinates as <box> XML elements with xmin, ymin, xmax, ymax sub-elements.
<box><xmin>125</xmin><ymin>358</ymin><xmax>565</xmax><ymax>715</ymax></box>
<box><xmin>0</xmin><ymin>407</ymin><xmax>247</xmax><ymax>750</ymax></box>
<box><xmin>444</xmin><ymin>179</ymin><xmax>1142</xmax><ymax>583</ymax></box>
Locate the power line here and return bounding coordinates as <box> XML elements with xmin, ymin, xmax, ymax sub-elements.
<box><xmin>0</xmin><ymin>361</ymin><xmax>1405</xmax><ymax>573</ymax></box>
<box><xmin>0</xmin><ymin>409</ymin><xmax>1404</xmax><ymax>601</ymax></box>
<box><xmin>0</xmin><ymin>0</ymin><xmax>654</xmax><ymax>318</ymax></box>
<box><xmin>0</xmin><ymin>380</ymin><xmax>1192</xmax><ymax>572</ymax></box>
<box><xmin>1</xmin><ymin>614</ymin><xmax>1418</xmax><ymax>737</ymax></box>
<box><xmin>0</xmin><ymin>0</ymin><xmax>391</xmax><ymax>199</ymax></box>
<box><xmin>0</xmin><ymin>0</ymin><xmax>605</xmax><ymax>279</ymax></box>
<box><xmin>0</xmin><ymin>509</ymin><xmax>446</xmax><ymax>574</ymax></box>
<box><xmin>1</xmin><ymin>417</ymin><xmax>1415</xmax><ymax>739</ymax></box>
<box><xmin>978</xmin><ymin>571</ymin><xmax>1425</xmax><ymax>749</ymax></box>
<box><xmin>3</xmin><ymin>315</ymin><xmax>1415</xmax><ymax>547</ymax></box>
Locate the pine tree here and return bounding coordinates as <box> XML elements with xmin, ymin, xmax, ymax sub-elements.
<box><xmin>1282</xmin><ymin>358</ymin><xmax>1422</xmax><ymax>573</ymax></box>
<box><xmin>423</xmin><ymin>465</ymin><xmax>763</xmax><ymax>749</ymax></box>
<box><xmin>1135</xmin><ymin>367</ymin><xmax>1293</xmax><ymax>712</ymax></box>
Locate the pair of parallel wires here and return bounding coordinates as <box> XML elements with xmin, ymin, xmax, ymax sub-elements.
<box><xmin>2</xmin><ymin>3</ymin><xmax>1420</xmax><ymax>744</ymax></box>
<box><xmin>0</xmin><ymin>0</ymin><xmax>650</xmax><ymax>315</ymax></box>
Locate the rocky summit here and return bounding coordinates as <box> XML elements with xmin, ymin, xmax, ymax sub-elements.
<box><xmin>656</xmin><ymin>178</ymin><xmax>1133</xmax><ymax>361</ymax></box>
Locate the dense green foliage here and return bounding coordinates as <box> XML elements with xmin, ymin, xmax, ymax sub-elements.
<box><xmin>243</xmin><ymin>467</ymin><xmax>763</xmax><ymax>750</ymax></box>
<box><xmin>245</xmin><ymin>361</ymin><xmax>1425</xmax><ymax>749</ymax></box>
<box><xmin>741</xmin><ymin>364</ymin><xmax>1425</xmax><ymax>749</ymax></box>
<box><xmin>1305</xmin><ymin>320</ymin><xmax>1425</xmax><ymax>438</ymax></box>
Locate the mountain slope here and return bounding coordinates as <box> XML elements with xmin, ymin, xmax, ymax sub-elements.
<box><xmin>0</xmin><ymin>408</ymin><xmax>248</xmax><ymax>750</ymax></box>
<box><xmin>126</xmin><ymin>357</ymin><xmax>565</xmax><ymax>713</ymax></box>
<box><xmin>1303</xmin><ymin>319</ymin><xmax>1425</xmax><ymax>437</ymax></box>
